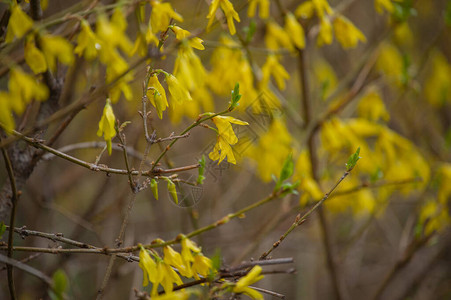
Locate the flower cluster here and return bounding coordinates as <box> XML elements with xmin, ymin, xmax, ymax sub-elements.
<box><xmin>138</xmin><ymin>237</ymin><xmax>213</xmax><ymax>297</ymax></box>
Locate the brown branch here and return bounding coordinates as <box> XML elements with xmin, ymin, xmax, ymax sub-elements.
<box><xmin>1</xmin><ymin>143</ymin><xmax>19</xmax><ymax>300</ymax></box>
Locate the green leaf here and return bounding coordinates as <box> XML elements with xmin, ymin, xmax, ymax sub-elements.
<box><xmin>279</xmin><ymin>153</ymin><xmax>294</xmax><ymax>183</ymax></box>
<box><xmin>49</xmin><ymin>269</ymin><xmax>67</xmax><ymax>300</ymax></box>
<box><xmin>229</xmin><ymin>83</ymin><xmax>241</xmax><ymax>111</ymax></box>
<box><xmin>244</xmin><ymin>19</ymin><xmax>256</xmax><ymax>43</ymax></box>
<box><xmin>0</xmin><ymin>222</ymin><xmax>6</xmax><ymax>239</ymax></box>
<box><xmin>446</xmin><ymin>0</ymin><xmax>451</xmax><ymax>26</ymax></box>
<box><xmin>197</xmin><ymin>155</ymin><xmax>206</xmax><ymax>185</ymax></box>
<box><xmin>150</xmin><ymin>178</ymin><xmax>158</xmax><ymax>200</ymax></box>
<box><xmin>346</xmin><ymin>147</ymin><xmax>361</xmax><ymax>171</ymax></box>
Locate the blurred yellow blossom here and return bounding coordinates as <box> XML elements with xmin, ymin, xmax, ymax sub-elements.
<box><xmin>333</xmin><ymin>15</ymin><xmax>366</xmax><ymax>48</ymax></box>
<box><xmin>246</xmin><ymin>119</ymin><xmax>292</xmax><ymax>182</ymax></box>
<box><xmin>75</xmin><ymin>20</ymin><xmax>101</xmax><ymax>60</ymax></box>
<box><xmin>207</xmin><ymin>0</ymin><xmax>241</xmax><ymax>35</ymax></box>
<box><xmin>265</xmin><ymin>21</ymin><xmax>293</xmax><ymax>51</ymax></box>
<box><xmin>248</xmin><ymin>0</ymin><xmax>270</xmax><ymax>19</ymax></box>
<box><xmin>40</xmin><ymin>34</ymin><xmax>74</xmax><ymax>71</ymax></box>
<box><xmin>0</xmin><ymin>92</ymin><xmax>15</xmax><ymax>132</ymax></box>
<box><xmin>151</xmin><ymin>1</ymin><xmax>183</xmax><ymax>33</ymax></box>
<box><xmin>284</xmin><ymin>13</ymin><xmax>306</xmax><ymax>49</ymax></box>
<box><xmin>376</xmin><ymin>42</ymin><xmax>404</xmax><ymax>86</ymax></box>
<box><xmin>317</xmin><ymin>17</ymin><xmax>333</xmax><ymax>46</ymax></box>
<box><xmin>357</xmin><ymin>87</ymin><xmax>390</xmax><ymax>122</ymax></box>
<box><xmin>261</xmin><ymin>55</ymin><xmax>290</xmax><ymax>90</ymax></box>
<box><xmin>25</xmin><ymin>37</ymin><xmax>47</xmax><ymax>74</ymax></box>
<box><xmin>424</xmin><ymin>51</ymin><xmax>451</xmax><ymax>107</ymax></box>
<box><xmin>5</xmin><ymin>3</ymin><xmax>34</xmax><ymax>43</ymax></box>
<box><xmin>8</xmin><ymin>67</ymin><xmax>48</xmax><ymax>114</ymax></box>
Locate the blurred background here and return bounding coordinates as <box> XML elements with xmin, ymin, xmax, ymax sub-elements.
<box><xmin>1</xmin><ymin>0</ymin><xmax>451</xmax><ymax>299</ymax></box>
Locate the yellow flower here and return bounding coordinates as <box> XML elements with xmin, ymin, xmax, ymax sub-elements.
<box><xmin>148</xmin><ymin>75</ymin><xmax>168</xmax><ymax>119</ymax></box>
<box><xmin>248</xmin><ymin>0</ymin><xmax>269</xmax><ymax>19</ymax></box>
<box><xmin>312</xmin><ymin>0</ymin><xmax>334</xmax><ymax>18</ymax></box>
<box><xmin>40</xmin><ymin>34</ymin><xmax>74</xmax><ymax>71</ymax></box>
<box><xmin>232</xmin><ymin>265</ymin><xmax>264</xmax><ymax>299</ymax></box>
<box><xmin>375</xmin><ymin>0</ymin><xmax>395</xmax><ymax>14</ymax></box>
<box><xmin>75</xmin><ymin>20</ymin><xmax>100</xmax><ymax>60</ymax></box>
<box><xmin>151</xmin><ymin>1</ymin><xmax>184</xmax><ymax>33</ymax></box>
<box><xmin>5</xmin><ymin>3</ymin><xmax>34</xmax><ymax>43</ymax></box>
<box><xmin>151</xmin><ymin>290</ymin><xmax>190</xmax><ymax>300</ymax></box>
<box><xmin>357</xmin><ymin>87</ymin><xmax>390</xmax><ymax>121</ymax></box>
<box><xmin>333</xmin><ymin>15</ymin><xmax>366</xmax><ymax>49</ymax></box>
<box><xmin>207</xmin><ymin>0</ymin><xmax>241</xmax><ymax>35</ymax></box>
<box><xmin>171</xmin><ymin>26</ymin><xmax>204</xmax><ymax>50</ymax></box>
<box><xmin>265</xmin><ymin>21</ymin><xmax>293</xmax><ymax>51</ymax></box>
<box><xmin>159</xmin><ymin>261</ymin><xmax>183</xmax><ymax>294</ymax></box>
<box><xmin>8</xmin><ymin>67</ymin><xmax>48</xmax><ymax>114</ymax></box>
<box><xmin>181</xmin><ymin>237</ymin><xmax>200</xmax><ymax>264</ymax></box>
<box><xmin>245</xmin><ymin>119</ymin><xmax>292</xmax><ymax>182</ymax></box>
<box><xmin>139</xmin><ymin>247</ymin><xmax>157</xmax><ymax>287</ymax></box>
<box><xmin>97</xmin><ymin>100</ymin><xmax>117</xmax><ymax>155</ymax></box>
<box><xmin>317</xmin><ymin>17</ymin><xmax>333</xmax><ymax>46</ymax></box>
<box><xmin>166</xmin><ymin>74</ymin><xmax>192</xmax><ymax>104</ymax></box>
<box><xmin>191</xmin><ymin>253</ymin><xmax>213</xmax><ymax>280</ymax></box>
<box><xmin>295</xmin><ymin>1</ymin><xmax>315</xmax><ymax>19</ymax></box>
<box><xmin>209</xmin><ymin>116</ymin><xmax>249</xmax><ymax>165</ymax></box>
<box><xmin>24</xmin><ymin>37</ymin><xmax>47</xmax><ymax>74</ymax></box>
<box><xmin>173</xmin><ymin>45</ymin><xmax>207</xmax><ymax>91</ymax></box>
<box><xmin>0</xmin><ymin>92</ymin><xmax>15</xmax><ymax>133</ymax></box>
<box><xmin>96</xmin><ymin>12</ymin><xmax>133</xmax><ymax>56</ymax></box>
<box><xmin>261</xmin><ymin>55</ymin><xmax>290</xmax><ymax>90</ymax></box>
<box><xmin>284</xmin><ymin>13</ymin><xmax>305</xmax><ymax>49</ymax></box>
<box><xmin>424</xmin><ymin>51</ymin><xmax>451</xmax><ymax>107</ymax></box>
<box><xmin>164</xmin><ymin>246</ymin><xmax>192</xmax><ymax>278</ymax></box>
<box><xmin>376</xmin><ymin>42</ymin><xmax>404</xmax><ymax>86</ymax></box>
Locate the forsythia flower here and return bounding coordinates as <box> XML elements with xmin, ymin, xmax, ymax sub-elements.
<box><xmin>96</xmin><ymin>12</ymin><xmax>133</xmax><ymax>56</ymax></box>
<box><xmin>375</xmin><ymin>0</ymin><xmax>396</xmax><ymax>14</ymax></box>
<box><xmin>248</xmin><ymin>0</ymin><xmax>270</xmax><ymax>19</ymax></box>
<box><xmin>97</xmin><ymin>100</ymin><xmax>116</xmax><ymax>155</ymax></box>
<box><xmin>207</xmin><ymin>0</ymin><xmax>241</xmax><ymax>35</ymax></box>
<box><xmin>333</xmin><ymin>16</ymin><xmax>366</xmax><ymax>49</ymax></box>
<box><xmin>166</xmin><ymin>74</ymin><xmax>192</xmax><ymax>103</ymax></box>
<box><xmin>265</xmin><ymin>21</ymin><xmax>293</xmax><ymax>51</ymax></box>
<box><xmin>317</xmin><ymin>17</ymin><xmax>333</xmax><ymax>46</ymax></box>
<box><xmin>261</xmin><ymin>55</ymin><xmax>290</xmax><ymax>90</ymax></box>
<box><xmin>24</xmin><ymin>37</ymin><xmax>47</xmax><ymax>74</ymax></box>
<box><xmin>209</xmin><ymin>116</ymin><xmax>249</xmax><ymax>164</ymax></box>
<box><xmin>40</xmin><ymin>34</ymin><xmax>74</xmax><ymax>71</ymax></box>
<box><xmin>74</xmin><ymin>20</ymin><xmax>101</xmax><ymax>60</ymax></box>
<box><xmin>284</xmin><ymin>13</ymin><xmax>306</xmax><ymax>49</ymax></box>
<box><xmin>424</xmin><ymin>51</ymin><xmax>451</xmax><ymax>107</ymax></box>
<box><xmin>148</xmin><ymin>75</ymin><xmax>169</xmax><ymax>119</ymax></box>
<box><xmin>232</xmin><ymin>265</ymin><xmax>264</xmax><ymax>299</ymax></box>
<box><xmin>164</xmin><ymin>246</ymin><xmax>191</xmax><ymax>277</ymax></box>
<box><xmin>191</xmin><ymin>253</ymin><xmax>213</xmax><ymax>280</ymax></box>
<box><xmin>151</xmin><ymin>1</ymin><xmax>184</xmax><ymax>33</ymax></box>
<box><xmin>9</xmin><ymin>67</ymin><xmax>48</xmax><ymax>114</ymax></box>
<box><xmin>376</xmin><ymin>42</ymin><xmax>404</xmax><ymax>86</ymax></box>
<box><xmin>0</xmin><ymin>92</ymin><xmax>15</xmax><ymax>132</ymax></box>
<box><xmin>357</xmin><ymin>87</ymin><xmax>390</xmax><ymax>122</ymax></box>
<box><xmin>5</xmin><ymin>3</ymin><xmax>34</xmax><ymax>43</ymax></box>
<box><xmin>139</xmin><ymin>247</ymin><xmax>158</xmax><ymax>287</ymax></box>
<box><xmin>171</xmin><ymin>26</ymin><xmax>205</xmax><ymax>50</ymax></box>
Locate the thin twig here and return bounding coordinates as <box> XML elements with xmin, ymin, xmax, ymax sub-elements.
<box><xmin>260</xmin><ymin>169</ymin><xmax>353</xmax><ymax>260</ymax></box>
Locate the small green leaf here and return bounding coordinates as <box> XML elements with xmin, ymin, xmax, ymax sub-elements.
<box><xmin>445</xmin><ymin>0</ymin><xmax>451</xmax><ymax>26</ymax></box>
<box><xmin>0</xmin><ymin>222</ymin><xmax>6</xmax><ymax>239</ymax></box>
<box><xmin>279</xmin><ymin>154</ymin><xmax>294</xmax><ymax>183</ymax></box>
<box><xmin>346</xmin><ymin>147</ymin><xmax>361</xmax><ymax>171</ymax></box>
<box><xmin>197</xmin><ymin>155</ymin><xmax>206</xmax><ymax>185</ymax></box>
<box><xmin>166</xmin><ymin>178</ymin><xmax>178</xmax><ymax>204</ymax></box>
<box><xmin>150</xmin><ymin>178</ymin><xmax>158</xmax><ymax>200</ymax></box>
<box><xmin>229</xmin><ymin>83</ymin><xmax>241</xmax><ymax>111</ymax></box>
<box><xmin>49</xmin><ymin>269</ymin><xmax>67</xmax><ymax>300</ymax></box>
<box><xmin>244</xmin><ymin>19</ymin><xmax>256</xmax><ymax>43</ymax></box>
